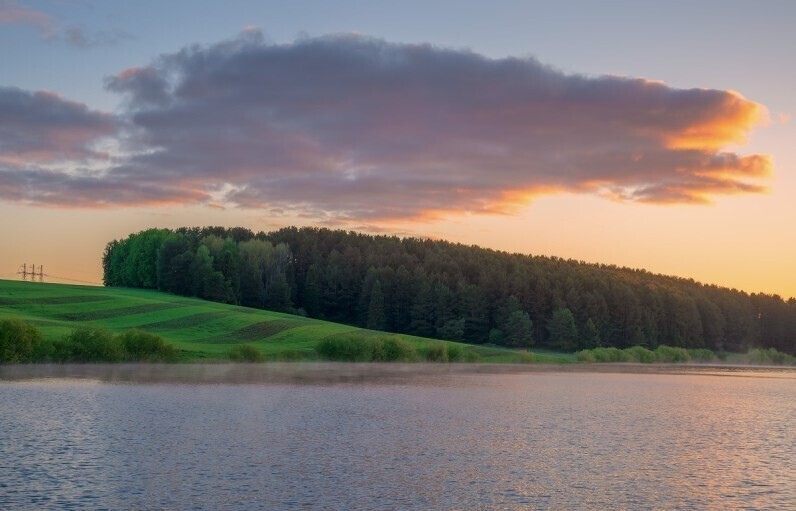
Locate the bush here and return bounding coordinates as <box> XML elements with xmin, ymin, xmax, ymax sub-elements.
<box><xmin>624</xmin><ymin>346</ymin><xmax>656</xmax><ymax>363</ymax></box>
<box><xmin>317</xmin><ymin>335</ymin><xmax>378</xmax><ymax>362</ymax></box>
<box><xmin>687</xmin><ymin>348</ymin><xmax>716</xmax><ymax>363</ymax></box>
<box><xmin>654</xmin><ymin>345</ymin><xmax>691</xmax><ymax>363</ymax></box>
<box><xmin>380</xmin><ymin>336</ymin><xmax>418</xmax><ymax>362</ymax></box>
<box><xmin>118</xmin><ymin>329</ymin><xmax>178</xmax><ymax>362</ymax></box>
<box><xmin>465</xmin><ymin>350</ymin><xmax>482</xmax><ymax>363</ymax></box>
<box><xmin>515</xmin><ymin>351</ymin><xmax>536</xmax><ymax>363</ymax></box>
<box><xmin>576</xmin><ymin>349</ymin><xmax>596</xmax><ymax>363</ymax></box>
<box><xmin>57</xmin><ymin>326</ymin><xmax>124</xmax><ymax>362</ymax></box>
<box><xmin>316</xmin><ymin>334</ymin><xmax>419</xmax><ymax>362</ymax></box>
<box><xmin>747</xmin><ymin>348</ymin><xmax>796</xmax><ymax>365</ymax></box>
<box><xmin>229</xmin><ymin>344</ymin><xmax>265</xmax><ymax>362</ymax></box>
<box><xmin>0</xmin><ymin>318</ymin><xmax>42</xmax><ymax>363</ymax></box>
<box><xmin>591</xmin><ymin>347</ymin><xmax>630</xmax><ymax>362</ymax></box>
<box><xmin>422</xmin><ymin>341</ymin><xmax>448</xmax><ymax>362</ymax></box>
<box><xmin>447</xmin><ymin>343</ymin><xmax>464</xmax><ymax>362</ymax></box>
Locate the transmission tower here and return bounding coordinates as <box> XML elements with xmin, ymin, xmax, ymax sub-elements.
<box><xmin>17</xmin><ymin>263</ymin><xmax>45</xmax><ymax>282</ymax></box>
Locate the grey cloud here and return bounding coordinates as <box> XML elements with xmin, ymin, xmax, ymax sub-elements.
<box><xmin>0</xmin><ymin>33</ymin><xmax>771</xmax><ymax>218</ymax></box>
<box><xmin>0</xmin><ymin>86</ymin><xmax>117</xmax><ymax>164</ymax></box>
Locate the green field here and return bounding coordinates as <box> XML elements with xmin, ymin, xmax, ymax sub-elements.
<box><xmin>0</xmin><ymin>279</ymin><xmax>557</xmax><ymax>363</ymax></box>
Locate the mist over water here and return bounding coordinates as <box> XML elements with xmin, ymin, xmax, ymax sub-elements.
<box><xmin>1</xmin><ymin>365</ymin><xmax>794</xmax><ymax>510</ymax></box>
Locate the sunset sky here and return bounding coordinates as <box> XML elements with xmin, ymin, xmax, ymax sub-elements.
<box><xmin>1</xmin><ymin>0</ymin><xmax>795</xmax><ymax>298</ymax></box>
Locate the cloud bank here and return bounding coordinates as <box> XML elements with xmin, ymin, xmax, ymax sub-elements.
<box><xmin>0</xmin><ymin>32</ymin><xmax>771</xmax><ymax>219</ymax></box>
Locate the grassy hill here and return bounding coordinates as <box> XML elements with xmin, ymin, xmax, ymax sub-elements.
<box><xmin>0</xmin><ymin>279</ymin><xmax>567</xmax><ymax>363</ymax></box>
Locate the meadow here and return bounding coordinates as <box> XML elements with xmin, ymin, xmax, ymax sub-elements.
<box><xmin>0</xmin><ymin>279</ymin><xmax>563</xmax><ymax>363</ymax></box>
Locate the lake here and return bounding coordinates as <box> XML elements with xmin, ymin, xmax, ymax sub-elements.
<box><xmin>1</xmin><ymin>364</ymin><xmax>794</xmax><ymax>510</ymax></box>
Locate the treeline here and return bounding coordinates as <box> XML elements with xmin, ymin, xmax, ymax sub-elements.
<box><xmin>103</xmin><ymin>226</ymin><xmax>796</xmax><ymax>354</ymax></box>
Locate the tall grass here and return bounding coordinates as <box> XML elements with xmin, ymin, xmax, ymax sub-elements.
<box><xmin>316</xmin><ymin>334</ymin><xmax>480</xmax><ymax>363</ymax></box>
<box><xmin>576</xmin><ymin>344</ymin><xmax>794</xmax><ymax>365</ymax></box>
<box><xmin>228</xmin><ymin>344</ymin><xmax>265</xmax><ymax>362</ymax></box>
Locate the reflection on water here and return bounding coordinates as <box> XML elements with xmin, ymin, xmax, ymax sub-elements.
<box><xmin>1</xmin><ymin>365</ymin><xmax>794</xmax><ymax>510</ymax></box>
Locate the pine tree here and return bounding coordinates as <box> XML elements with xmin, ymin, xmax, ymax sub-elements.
<box><xmin>366</xmin><ymin>280</ymin><xmax>386</xmax><ymax>330</ymax></box>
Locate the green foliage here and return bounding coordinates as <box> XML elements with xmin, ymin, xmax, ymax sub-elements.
<box><xmin>504</xmin><ymin>310</ymin><xmax>534</xmax><ymax>348</ymax></box>
<box><xmin>654</xmin><ymin>345</ymin><xmax>691</xmax><ymax>363</ymax></box>
<box><xmin>118</xmin><ymin>329</ymin><xmax>179</xmax><ymax>362</ymax></box>
<box><xmin>366</xmin><ymin>280</ymin><xmax>386</xmax><ymax>330</ymax></box>
<box><xmin>437</xmin><ymin>318</ymin><xmax>465</xmax><ymax>342</ymax></box>
<box><xmin>577</xmin><ymin>344</ymin><xmax>710</xmax><ymax>364</ymax></box>
<box><xmin>515</xmin><ymin>351</ymin><xmax>536</xmax><ymax>363</ymax></box>
<box><xmin>747</xmin><ymin>347</ymin><xmax>796</xmax><ymax>365</ymax></box>
<box><xmin>0</xmin><ymin>318</ymin><xmax>42</xmax><ymax>363</ymax></box>
<box><xmin>588</xmin><ymin>347</ymin><xmax>630</xmax><ymax>363</ymax></box>
<box><xmin>446</xmin><ymin>343</ymin><xmax>464</xmax><ymax>362</ymax></box>
<box><xmin>623</xmin><ymin>346</ymin><xmax>657</xmax><ymax>363</ymax></box>
<box><xmin>0</xmin><ymin>280</ymin><xmax>561</xmax><ymax>364</ymax></box>
<box><xmin>315</xmin><ymin>334</ymin><xmax>419</xmax><ymax>362</ymax></box>
<box><xmin>579</xmin><ymin>318</ymin><xmax>601</xmax><ymax>350</ymax></box>
<box><xmin>0</xmin><ymin>316</ymin><xmax>179</xmax><ymax>363</ymax></box>
<box><xmin>464</xmin><ymin>350</ymin><xmax>482</xmax><ymax>362</ymax></box>
<box><xmin>687</xmin><ymin>348</ymin><xmax>716</xmax><ymax>362</ymax></box>
<box><xmin>421</xmin><ymin>341</ymin><xmax>448</xmax><ymax>362</ymax></box>
<box><xmin>229</xmin><ymin>344</ymin><xmax>265</xmax><ymax>362</ymax></box>
<box><xmin>100</xmin><ymin>225</ymin><xmax>796</xmax><ymax>356</ymax></box>
<box><xmin>488</xmin><ymin>328</ymin><xmax>505</xmax><ymax>345</ymax></box>
<box><xmin>548</xmin><ymin>308</ymin><xmax>578</xmax><ymax>351</ymax></box>
<box><xmin>57</xmin><ymin>326</ymin><xmax>125</xmax><ymax>362</ymax></box>
<box><xmin>381</xmin><ymin>336</ymin><xmax>418</xmax><ymax>362</ymax></box>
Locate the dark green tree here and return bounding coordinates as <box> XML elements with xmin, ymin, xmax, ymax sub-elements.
<box><xmin>548</xmin><ymin>307</ymin><xmax>578</xmax><ymax>351</ymax></box>
<box><xmin>366</xmin><ymin>280</ymin><xmax>386</xmax><ymax>330</ymax></box>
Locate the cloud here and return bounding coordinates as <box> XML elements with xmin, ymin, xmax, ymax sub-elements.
<box><xmin>0</xmin><ymin>86</ymin><xmax>117</xmax><ymax>166</ymax></box>
<box><xmin>0</xmin><ymin>33</ymin><xmax>772</xmax><ymax>220</ymax></box>
<box><xmin>0</xmin><ymin>0</ymin><xmax>132</xmax><ymax>48</ymax></box>
<box><xmin>64</xmin><ymin>26</ymin><xmax>134</xmax><ymax>48</ymax></box>
<box><xmin>0</xmin><ymin>0</ymin><xmax>56</xmax><ymax>36</ymax></box>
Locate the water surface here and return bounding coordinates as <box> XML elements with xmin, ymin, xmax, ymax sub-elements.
<box><xmin>1</xmin><ymin>364</ymin><xmax>793</xmax><ymax>510</ymax></box>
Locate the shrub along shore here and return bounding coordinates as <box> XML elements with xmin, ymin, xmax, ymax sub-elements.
<box><xmin>1</xmin><ymin>316</ymin><xmax>793</xmax><ymax>365</ymax></box>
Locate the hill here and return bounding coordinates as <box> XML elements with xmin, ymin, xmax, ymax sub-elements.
<box><xmin>0</xmin><ymin>279</ymin><xmax>558</xmax><ymax>363</ymax></box>
<box><xmin>101</xmin><ymin>226</ymin><xmax>796</xmax><ymax>355</ymax></box>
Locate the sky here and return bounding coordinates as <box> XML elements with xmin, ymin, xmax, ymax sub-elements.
<box><xmin>1</xmin><ymin>0</ymin><xmax>795</xmax><ymax>298</ymax></box>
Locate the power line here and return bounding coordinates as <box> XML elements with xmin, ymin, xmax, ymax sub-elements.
<box><xmin>13</xmin><ymin>264</ymin><xmax>102</xmax><ymax>286</ymax></box>
<box><xmin>45</xmin><ymin>274</ymin><xmax>103</xmax><ymax>286</ymax></box>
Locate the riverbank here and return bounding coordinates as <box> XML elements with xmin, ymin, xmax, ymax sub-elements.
<box><xmin>2</xmin><ymin>362</ymin><xmax>793</xmax><ymax>384</ymax></box>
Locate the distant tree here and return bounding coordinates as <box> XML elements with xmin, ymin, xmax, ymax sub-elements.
<box><xmin>437</xmin><ymin>318</ymin><xmax>465</xmax><ymax>342</ymax></box>
<box><xmin>409</xmin><ymin>282</ymin><xmax>436</xmax><ymax>338</ymax></box>
<box><xmin>366</xmin><ymin>280</ymin><xmax>386</xmax><ymax>330</ymax></box>
<box><xmin>548</xmin><ymin>307</ymin><xmax>578</xmax><ymax>351</ymax></box>
<box><xmin>504</xmin><ymin>310</ymin><xmax>534</xmax><ymax>348</ymax></box>
<box><xmin>156</xmin><ymin>233</ymin><xmax>193</xmax><ymax>294</ymax></box>
<box><xmin>579</xmin><ymin>317</ymin><xmax>601</xmax><ymax>350</ymax></box>
<box><xmin>302</xmin><ymin>264</ymin><xmax>322</xmax><ymax>318</ymax></box>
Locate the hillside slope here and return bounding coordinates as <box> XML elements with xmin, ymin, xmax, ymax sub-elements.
<box><xmin>0</xmin><ymin>280</ymin><xmax>551</xmax><ymax>362</ymax></box>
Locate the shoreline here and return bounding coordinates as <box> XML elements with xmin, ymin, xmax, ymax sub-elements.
<box><xmin>1</xmin><ymin>362</ymin><xmax>793</xmax><ymax>384</ymax></box>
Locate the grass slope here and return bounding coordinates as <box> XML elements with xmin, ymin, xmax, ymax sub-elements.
<box><xmin>0</xmin><ymin>279</ymin><xmax>563</xmax><ymax>363</ymax></box>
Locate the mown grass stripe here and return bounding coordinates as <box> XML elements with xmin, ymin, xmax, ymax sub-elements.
<box><xmin>22</xmin><ymin>295</ymin><xmax>114</xmax><ymax>305</ymax></box>
<box><xmin>209</xmin><ymin>319</ymin><xmax>308</xmax><ymax>343</ymax></box>
<box><xmin>139</xmin><ymin>312</ymin><xmax>233</xmax><ymax>330</ymax></box>
<box><xmin>54</xmin><ymin>303</ymin><xmax>185</xmax><ymax>321</ymax></box>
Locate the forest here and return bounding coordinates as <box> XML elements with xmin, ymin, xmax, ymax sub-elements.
<box><xmin>102</xmin><ymin>226</ymin><xmax>796</xmax><ymax>355</ymax></box>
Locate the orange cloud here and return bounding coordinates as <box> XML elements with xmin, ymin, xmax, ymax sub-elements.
<box><xmin>665</xmin><ymin>91</ymin><xmax>767</xmax><ymax>151</ymax></box>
